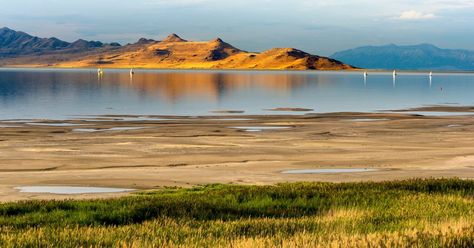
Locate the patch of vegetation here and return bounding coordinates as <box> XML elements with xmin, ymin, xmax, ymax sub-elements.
<box><xmin>1</xmin><ymin>179</ymin><xmax>474</xmax><ymax>247</ymax></box>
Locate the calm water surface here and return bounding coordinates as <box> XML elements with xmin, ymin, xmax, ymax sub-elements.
<box><xmin>1</xmin><ymin>68</ymin><xmax>473</xmax><ymax>120</ymax></box>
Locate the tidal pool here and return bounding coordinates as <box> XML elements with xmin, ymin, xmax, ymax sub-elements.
<box><xmin>230</xmin><ymin>126</ymin><xmax>291</xmax><ymax>132</ymax></box>
<box><xmin>15</xmin><ymin>186</ymin><xmax>134</xmax><ymax>195</ymax></box>
<box><xmin>347</xmin><ymin>118</ymin><xmax>390</xmax><ymax>122</ymax></box>
<box><xmin>208</xmin><ymin>118</ymin><xmax>254</xmax><ymax>121</ymax></box>
<box><xmin>73</xmin><ymin>127</ymin><xmax>146</xmax><ymax>132</ymax></box>
<box><xmin>79</xmin><ymin>116</ymin><xmax>177</xmax><ymax>122</ymax></box>
<box><xmin>282</xmin><ymin>168</ymin><xmax>379</xmax><ymax>174</ymax></box>
<box><xmin>27</xmin><ymin>122</ymin><xmax>85</xmax><ymax>127</ymax></box>
<box><xmin>0</xmin><ymin>125</ymin><xmax>21</xmax><ymax>128</ymax></box>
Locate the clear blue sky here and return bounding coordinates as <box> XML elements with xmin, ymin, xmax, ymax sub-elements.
<box><xmin>1</xmin><ymin>0</ymin><xmax>473</xmax><ymax>55</ymax></box>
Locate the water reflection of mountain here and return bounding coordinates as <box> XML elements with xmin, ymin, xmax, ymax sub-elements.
<box><xmin>102</xmin><ymin>72</ymin><xmax>317</xmax><ymax>102</ymax></box>
<box><xmin>0</xmin><ymin>70</ymin><xmax>99</xmax><ymax>100</ymax></box>
<box><xmin>2</xmin><ymin>69</ymin><xmax>474</xmax><ymax>119</ymax></box>
<box><xmin>0</xmin><ymin>70</ymin><xmax>316</xmax><ymax>103</ymax></box>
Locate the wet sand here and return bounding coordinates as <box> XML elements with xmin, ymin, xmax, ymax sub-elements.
<box><xmin>1</xmin><ymin>111</ymin><xmax>474</xmax><ymax>202</ymax></box>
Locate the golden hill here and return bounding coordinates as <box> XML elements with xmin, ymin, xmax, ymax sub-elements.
<box><xmin>0</xmin><ymin>33</ymin><xmax>354</xmax><ymax>70</ymax></box>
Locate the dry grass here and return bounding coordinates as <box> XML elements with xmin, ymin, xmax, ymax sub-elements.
<box><xmin>1</xmin><ymin>179</ymin><xmax>474</xmax><ymax>247</ymax></box>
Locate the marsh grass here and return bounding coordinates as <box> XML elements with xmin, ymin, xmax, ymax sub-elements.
<box><xmin>1</xmin><ymin>179</ymin><xmax>474</xmax><ymax>247</ymax></box>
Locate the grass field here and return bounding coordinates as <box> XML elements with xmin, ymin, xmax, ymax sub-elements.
<box><xmin>1</xmin><ymin>179</ymin><xmax>474</xmax><ymax>247</ymax></box>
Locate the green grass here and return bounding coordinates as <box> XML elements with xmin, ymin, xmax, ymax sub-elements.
<box><xmin>2</xmin><ymin>179</ymin><xmax>474</xmax><ymax>247</ymax></box>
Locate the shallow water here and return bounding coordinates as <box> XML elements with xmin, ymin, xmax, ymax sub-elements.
<box><xmin>0</xmin><ymin>125</ymin><xmax>21</xmax><ymax>128</ymax></box>
<box><xmin>15</xmin><ymin>186</ymin><xmax>134</xmax><ymax>194</ymax></box>
<box><xmin>27</xmin><ymin>122</ymin><xmax>85</xmax><ymax>127</ymax></box>
<box><xmin>346</xmin><ymin>118</ymin><xmax>390</xmax><ymax>122</ymax></box>
<box><xmin>1</xmin><ymin>68</ymin><xmax>473</xmax><ymax>119</ymax></box>
<box><xmin>77</xmin><ymin>116</ymin><xmax>177</xmax><ymax>122</ymax></box>
<box><xmin>73</xmin><ymin>127</ymin><xmax>146</xmax><ymax>132</ymax></box>
<box><xmin>208</xmin><ymin>118</ymin><xmax>254</xmax><ymax>121</ymax></box>
<box><xmin>282</xmin><ymin>168</ymin><xmax>379</xmax><ymax>174</ymax></box>
<box><xmin>230</xmin><ymin>126</ymin><xmax>291</xmax><ymax>132</ymax></box>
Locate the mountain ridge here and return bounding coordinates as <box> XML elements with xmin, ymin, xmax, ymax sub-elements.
<box><xmin>0</xmin><ymin>27</ymin><xmax>353</xmax><ymax>70</ymax></box>
<box><xmin>331</xmin><ymin>44</ymin><xmax>474</xmax><ymax>70</ymax></box>
<box><xmin>0</xmin><ymin>27</ymin><xmax>120</xmax><ymax>56</ymax></box>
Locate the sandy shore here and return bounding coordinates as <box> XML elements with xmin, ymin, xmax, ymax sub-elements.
<box><xmin>1</xmin><ymin>111</ymin><xmax>474</xmax><ymax>202</ymax></box>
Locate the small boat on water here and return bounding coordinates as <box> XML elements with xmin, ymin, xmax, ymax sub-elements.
<box><xmin>392</xmin><ymin>70</ymin><xmax>397</xmax><ymax>77</ymax></box>
<box><xmin>130</xmin><ymin>68</ymin><xmax>135</xmax><ymax>76</ymax></box>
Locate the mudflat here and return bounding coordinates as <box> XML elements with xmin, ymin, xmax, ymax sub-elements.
<box><xmin>1</xmin><ymin>111</ymin><xmax>474</xmax><ymax>202</ymax></box>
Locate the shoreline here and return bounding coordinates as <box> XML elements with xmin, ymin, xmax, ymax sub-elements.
<box><xmin>1</xmin><ymin>105</ymin><xmax>473</xmax><ymax>122</ymax></box>
<box><xmin>1</xmin><ymin>66</ymin><xmax>474</xmax><ymax>74</ymax></box>
<box><xmin>1</xmin><ymin>111</ymin><xmax>474</xmax><ymax>202</ymax></box>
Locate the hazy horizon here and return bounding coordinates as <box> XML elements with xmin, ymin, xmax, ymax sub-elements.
<box><xmin>1</xmin><ymin>0</ymin><xmax>474</xmax><ymax>56</ymax></box>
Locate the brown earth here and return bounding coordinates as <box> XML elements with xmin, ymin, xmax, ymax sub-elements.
<box><xmin>1</xmin><ymin>111</ymin><xmax>474</xmax><ymax>202</ymax></box>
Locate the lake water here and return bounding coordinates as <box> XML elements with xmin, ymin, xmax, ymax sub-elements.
<box><xmin>1</xmin><ymin>68</ymin><xmax>473</xmax><ymax>120</ymax></box>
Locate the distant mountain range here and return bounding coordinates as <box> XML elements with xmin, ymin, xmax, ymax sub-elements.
<box><xmin>0</xmin><ymin>27</ymin><xmax>120</xmax><ymax>56</ymax></box>
<box><xmin>331</xmin><ymin>44</ymin><xmax>474</xmax><ymax>71</ymax></box>
<box><xmin>0</xmin><ymin>27</ymin><xmax>352</xmax><ymax>70</ymax></box>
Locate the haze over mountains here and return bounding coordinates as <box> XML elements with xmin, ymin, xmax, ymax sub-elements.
<box><xmin>332</xmin><ymin>44</ymin><xmax>474</xmax><ymax>71</ymax></box>
<box><xmin>0</xmin><ymin>27</ymin><xmax>119</xmax><ymax>56</ymax></box>
<box><xmin>0</xmin><ymin>27</ymin><xmax>352</xmax><ymax>70</ymax></box>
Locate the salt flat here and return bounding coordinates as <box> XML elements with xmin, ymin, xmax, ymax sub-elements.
<box><xmin>1</xmin><ymin>111</ymin><xmax>474</xmax><ymax>202</ymax></box>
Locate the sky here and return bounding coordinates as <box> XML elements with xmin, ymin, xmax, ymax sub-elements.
<box><xmin>0</xmin><ymin>0</ymin><xmax>473</xmax><ymax>56</ymax></box>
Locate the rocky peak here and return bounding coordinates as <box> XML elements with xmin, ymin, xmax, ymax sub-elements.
<box><xmin>162</xmin><ymin>33</ymin><xmax>187</xmax><ymax>42</ymax></box>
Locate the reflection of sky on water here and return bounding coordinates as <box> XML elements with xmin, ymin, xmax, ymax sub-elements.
<box><xmin>0</xmin><ymin>68</ymin><xmax>473</xmax><ymax>119</ymax></box>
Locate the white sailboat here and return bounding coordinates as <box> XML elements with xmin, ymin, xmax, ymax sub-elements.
<box><xmin>429</xmin><ymin>71</ymin><xmax>433</xmax><ymax>88</ymax></box>
<box><xmin>363</xmin><ymin>71</ymin><xmax>368</xmax><ymax>87</ymax></box>
<box><xmin>130</xmin><ymin>68</ymin><xmax>135</xmax><ymax>76</ymax></box>
<box><xmin>392</xmin><ymin>70</ymin><xmax>397</xmax><ymax>78</ymax></box>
